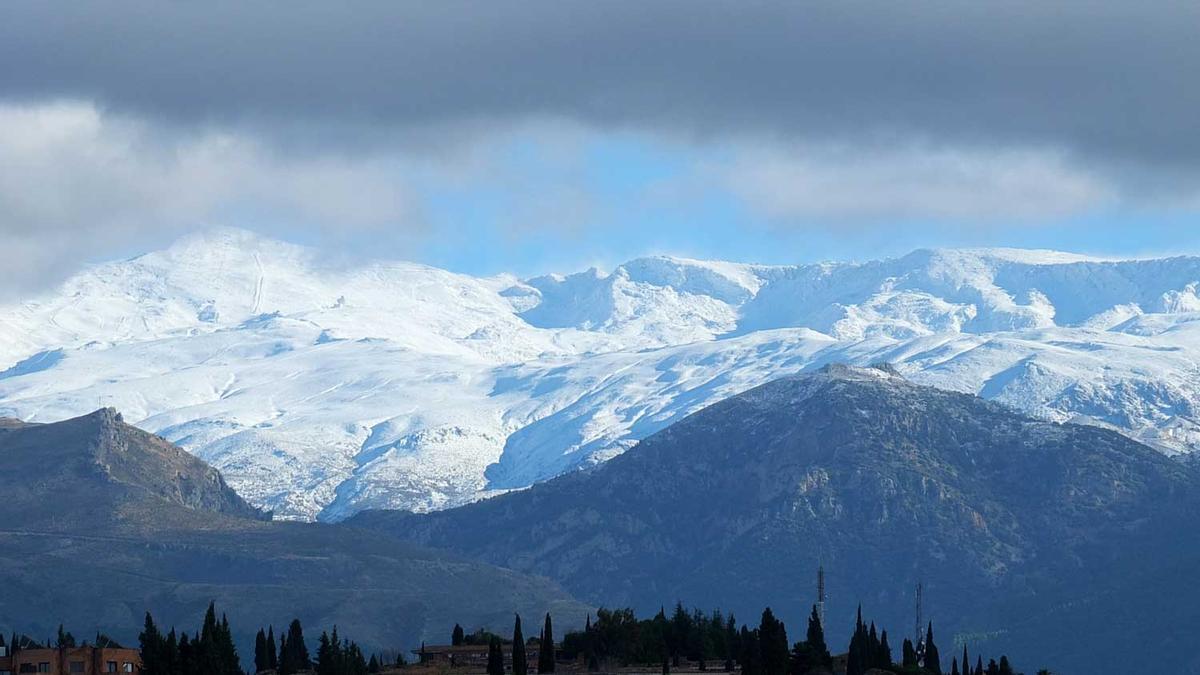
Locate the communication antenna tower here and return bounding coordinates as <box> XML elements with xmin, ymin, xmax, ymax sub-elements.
<box><xmin>914</xmin><ymin>581</ymin><xmax>924</xmax><ymax>645</ymax></box>
<box><xmin>816</xmin><ymin>565</ymin><xmax>826</xmax><ymax>629</ymax></box>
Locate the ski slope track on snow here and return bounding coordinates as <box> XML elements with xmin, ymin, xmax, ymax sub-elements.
<box><xmin>4</xmin><ymin>227</ymin><xmax>1200</xmax><ymax>521</ymax></box>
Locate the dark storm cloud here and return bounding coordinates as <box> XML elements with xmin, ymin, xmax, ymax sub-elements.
<box><xmin>1</xmin><ymin>1</ymin><xmax>1197</xmax><ymax>168</ymax></box>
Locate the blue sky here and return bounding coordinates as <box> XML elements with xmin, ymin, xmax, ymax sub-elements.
<box><xmin>277</xmin><ymin>132</ymin><xmax>1200</xmax><ymax>278</ymax></box>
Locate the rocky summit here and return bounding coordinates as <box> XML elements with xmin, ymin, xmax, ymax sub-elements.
<box><xmin>351</xmin><ymin>365</ymin><xmax>1200</xmax><ymax>674</ymax></box>
<box><xmin>0</xmin><ymin>410</ymin><xmax>588</xmax><ymax>653</ymax></box>
<box><xmin>5</xmin><ymin>230</ymin><xmax>1200</xmax><ymax>520</ymax></box>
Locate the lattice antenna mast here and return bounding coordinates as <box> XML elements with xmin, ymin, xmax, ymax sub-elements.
<box><xmin>817</xmin><ymin>565</ymin><xmax>826</xmax><ymax>630</ymax></box>
<box><xmin>914</xmin><ymin>582</ymin><xmax>924</xmax><ymax>645</ymax></box>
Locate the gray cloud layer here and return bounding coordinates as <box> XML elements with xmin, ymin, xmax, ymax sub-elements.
<box><xmin>1</xmin><ymin>2</ymin><xmax>1198</xmax><ymax>294</ymax></box>
<box><xmin>2</xmin><ymin>1</ymin><xmax>1198</xmax><ymax>168</ymax></box>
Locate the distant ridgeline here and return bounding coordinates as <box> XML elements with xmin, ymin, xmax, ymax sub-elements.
<box><xmin>3</xmin><ymin>599</ymin><xmax>1046</xmax><ymax>675</ymax></box>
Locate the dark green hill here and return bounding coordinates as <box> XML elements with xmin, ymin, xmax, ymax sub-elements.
<box><xmin>0</xmin><ymin>409</ymin><xmax>587</xmax><ymax>654</ymax></box>
<box><xmin>350</xmin><ymin>365</ymin><xmax>1200</xmax><ymax>674</ymax></box>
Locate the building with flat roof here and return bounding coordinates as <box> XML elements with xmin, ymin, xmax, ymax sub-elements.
<box><xmin>0</xmin><ymin>644</ymin><xmax>140</xmax><ymax>675</ymax></box>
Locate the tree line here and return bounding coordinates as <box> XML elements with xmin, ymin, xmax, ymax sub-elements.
<box><xmin>137</xmin><ymin>603</ymin><xmax>401</xmax><ymax>675</ymax></box>
<box><xmin>529</xmin><ymin>602</ymin><xmax>1038</xmax><ymax>675</ymax></box>
<box><xmin>1</xmin><ymin>628</ymin><xmax>124</xmax><ymax>653</ymax></box>
<box><xmin>4</xmin><ymin>597</ymin><xmax>1049</xmax><ymax>675</ymax></box>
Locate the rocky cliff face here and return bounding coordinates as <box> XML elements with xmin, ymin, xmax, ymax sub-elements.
<box><xmin>0</xmin><ymin>410</ymin><xmax>588</xmax><ymax>654</ymax></box>
<box><xmin>351</xmin><ymin>365</ymin><xmax>1200</xmax><ymax>674</ymax></box>
<box><xmin>0</xmin><ymin>407</ymin><xmax>267</xmax><ymax>527</ymax></box>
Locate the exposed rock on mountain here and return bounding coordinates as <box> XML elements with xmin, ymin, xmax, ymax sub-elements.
<box><xmin>0</xmin><ymin>410</ymin><xmax>587</xmax><ymax>652</ymax></box>
<box><xmin>4</xmin><ymin>228</ymin><xmax>1200</xmax><ymax>519</ymax></box>
<box><xmin>352</xmin><ymin>365</ymin><xmax>1200</xmax><ymax>674</ymax></box>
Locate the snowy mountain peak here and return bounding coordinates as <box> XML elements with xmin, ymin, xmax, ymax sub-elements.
<box><xmin>3</xmin><ymin>230</ymin><xmax>1200</xmax><ymax>520</ymax></box>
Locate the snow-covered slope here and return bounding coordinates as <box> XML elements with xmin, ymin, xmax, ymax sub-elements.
<box><xmin>4</xmin><ymin>227</ymin><xmax>1200</xmax><ymax>520</ymax></box>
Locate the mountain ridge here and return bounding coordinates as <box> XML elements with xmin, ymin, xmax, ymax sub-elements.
<box><xmin>350</xmin><ymin>364</ymin><xmax>1200</xmax><ymax>674</ymax></box>
<box><xmin>4</xmin><ymin>228</ymin><xmax>1200</xmax><ymax>519</ymax></box>
<box><xmin>0</xmin><ymin>407</ymin><xmax>589</xmax><ymax>653</ymax></box>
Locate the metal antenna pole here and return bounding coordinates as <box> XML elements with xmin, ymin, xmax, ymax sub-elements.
<box><xmin>914</xmin><ymin>582</ymin><xmax>924</xmax><ymax>645</ymax></box>
<box><xmin>817</xmin><ymin>565</ymin><xmax>826</xmax><ymax>630</ymax></box>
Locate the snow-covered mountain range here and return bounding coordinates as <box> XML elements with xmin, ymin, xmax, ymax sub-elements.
<box><xmin>4</xmin><ymin>227</ymin><xmax>1200</xmax><ymax>521</ymax></box>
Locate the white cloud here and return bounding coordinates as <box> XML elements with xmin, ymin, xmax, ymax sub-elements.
<box><xmin>0</xmin><ymin>101</ymin><xmax>422</xmax><ymax>292</ymax></box>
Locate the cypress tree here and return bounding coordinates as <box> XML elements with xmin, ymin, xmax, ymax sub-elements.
<box><xmin>218</xmin><ymin>613</ymin><xmax>240</xmax><ymax>675</ymax></box>
<box><xmin>539</xmin><ymin>613</ymin><xmax>556</xmax><ymax>673</ymax></box>
<box><xmin>998</xmin><ymin>656</ymin><xmax>1014</xmax><ymax>675</ymax></box>
<box><xmin>267</xmin><ymin>626</ymin><xmax>278</xmax><ymax>672</ymax></box>
<box><xmin>951</xmin><ymin>657</ymin><xmax>960</xmax><ymax>675</ymax></box>
<box><xmin>975</xmin><ymin>655</ymin><xmax>984</xmax><ymax>675</ymax></box>
<box><xmin>758</xmin><ymin>609</ymin><xmax>789</xmax><ymax>675</ymax></box>
<box><xmin>280</xmin><ymin>619</ymin><xmax>310</xmax><ymax>675</ymax></box>
<box><xmin>962</xmin><ymin>645</ymin><xmax>969</xmax><ymax>675</ymax></box>
<box><xmin>924</xmin><ymin>622</ymin><xmax>941</xmax><ymax>675</ymax></box>
<box><xmin>512</xmin><ymin>614</ymin><xmax>528</xmax><ymax>675</ymax></box>
<box><xmin>986</xmin><ymin>659</ymin><xmax>999</xmax><ymax>675</ymax></box>
<box><xmin>139</xmin><ymin>612</ymin><xmax>163</xmax><ymax>675</ymax></box>
<box><xmin>453</xmin><ymin>624</ymin><xmax>465</xmax><ymax>647</ymax></box>
<box><xmin>877</xmin><ymin>629</ymin><xmax>891</xmax><ymax>669</ymax></box>
<box><xmin>256</xmin><ymin>629</ymin><xmax>268</xmax><ymax>673</ymax></box>
<box><xmin>802</xmin><ymin>605</ymin><xmax>830</xmax><ymax>669</ymax></box>
<box><xmin>901</xmin><ymin>638</ymin><xmax>916</xmax><ymax>668</ymax></box>
<box><xmin>368</xmin><ymin>654</ymin><xmax>380</xmax><ymax>674</ymax></box>
<box><xmin>164</xmin><ymin>629</ymin><xmax>180</xmax><ymax>675</ymax></box>
<box><xmin>487</xmin><ymin>636</ymin><xmax>505</xmax><ymax>675</ymax></box>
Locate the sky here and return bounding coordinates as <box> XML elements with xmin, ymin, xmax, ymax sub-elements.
<box><xmin>2</xmin><ymin>1</ymin><xmax>1199</xmax><ymax>292</ymax></box>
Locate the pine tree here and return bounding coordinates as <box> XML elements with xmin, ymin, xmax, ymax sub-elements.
<box><xmin>986</xmin><ymin>659</ymin><xmax>999</xmax><ymax>675</ymax></box>
<box><xmin>924</xmin><ymin>622</ymin><xmax>942</xmax><ymax>675</ymax></box>
<box><xmin>963</xmin><ymin>644</ymin><xmax>970</xmax><ymax>675</ymax></box>
<box><xmin>512</xmin><ymin>614</ymin><xmax>528</xmax><ymax>675</ymax></box>
<box><xmin>724</xmin><ymin>615</ymin><xmax>738</xmax><ymax>673</ymax></box>
<box><xmin>669</xmin><ymin>603</ymin><xmax>691</xmax><ymax>666</ymax></box>
<box><xmin>739</xmin><ymin>627</ymin><xmax>761</xmax><ymax>675</ymax></box>
<box><xmin>178</xmin><ymin>633</ymin><xmax>194</xmax><ymax>675</ymax></box>
<box><xmin>368</xmin><ymin>654</ymin><xmax>380</xmax><ymax>674</ymax></box>
<box><xmin>317</xmin><ymin>631</ymin><xmax>334</xmax><ymax>675</ymax></box>
<box><xmin>538</xmin><ymin>613</ymin><xmax>556</xmax><ymax>673</ymax></box>
<box><xmin>951</xmin><ymin>657</ymin><xmax>960</xmax><ymax>675</ymax></box>
<box><xmin>348</xmin><ymin>642</ymin><xmax>367</xmax><ymax>675</ymax></box>
<box><xmin>453</xmin><ymin>624</ymin><xmax>465</xmax><ymax>647</ymax></box>
<box><xmin>975</xmin><ymin>655</ymin><xmax>984</xmax><ymax>675</ymax></box>
<box><xmin>997</xmin><ymin>656</ymin><xmax>1014</xmax><ymax>675</ymax></box>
